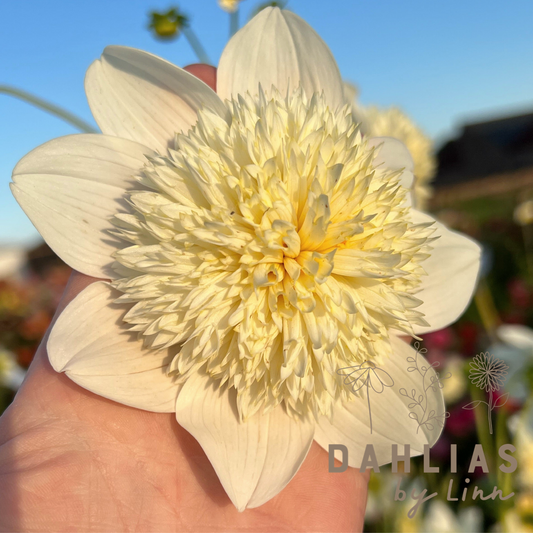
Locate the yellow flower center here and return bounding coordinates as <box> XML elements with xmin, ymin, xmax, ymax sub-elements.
<box><xmin>111</xmin><ymin>87</ymin><xmax>434</xmax><ymax>420</ymax></box>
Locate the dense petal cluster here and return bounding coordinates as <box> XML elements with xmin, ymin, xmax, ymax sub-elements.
<box><xmin>112</xmin><ymin>87</ymin><xmax>434</xmax><ymax>419</ymax></box>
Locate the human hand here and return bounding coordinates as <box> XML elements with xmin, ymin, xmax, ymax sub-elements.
<box><xmin>0</xmin><ymin>64</ymin><xmax>369</xmax><ymax>533</ymax></box>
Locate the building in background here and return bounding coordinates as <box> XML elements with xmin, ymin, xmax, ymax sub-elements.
<box><xmin>432</xmin><ymin>111</ymin><xmax>533</xmax><ymax>208</ymax></box>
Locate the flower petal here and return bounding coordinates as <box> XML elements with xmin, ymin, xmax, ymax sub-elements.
<box><xmin>47</xmin><ymin>281</ymin><xmax>179</xmax><ymax>412</ymax></box>
<box><xmin>175</xmin><ymin>371</ymin><xmax>315</xmax><ymax>511</ymax></box>
<box><xmin>11</xmin><ymin>134</ymin><xmax>153</xmax><ymax>279</ymax></box>
<box><xmin>217</xmin><ymin>7</ymin><xmax>343</xmax><ymax>108</ymax></box>
<box><xmin>314</xmin><ymin>336</ymin><xmax>445</xmax><ymax>467</ymax></box>
<box><xmin>497</xmin><ymin>324</ymin><xmax>533</xmax><ymax>351</ymax></box>
<box><xmin>367</xmin><ymin>136</ymin><xmax>414</xmax><ymax>192</ymax></box>
<box><xmin>85</xmin><ymin>46</ymin><xmax>228</xmax><ymax>153</ymax></box>
<box><xmin>411</xmin><ymin>210</ymin><xmax>482</xmax><ymax>334</ymax></box>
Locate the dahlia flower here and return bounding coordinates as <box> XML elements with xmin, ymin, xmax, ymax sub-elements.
<box><xmin>11</xmin><ymin>7</ymin><xmax>481</xmax><ymax>511</ymax></box>
<box><xmin>350</xmin><ymin>100</ymin><xmax>436</xmax><ymax>210</ymax></box>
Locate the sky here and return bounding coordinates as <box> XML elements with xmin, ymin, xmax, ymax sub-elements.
<box><xmin>1</xmin><ymin>0</ymin><xmax>532</xmax><ymax>246</ymax></box>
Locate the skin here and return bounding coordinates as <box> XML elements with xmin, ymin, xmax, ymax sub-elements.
<box><xmin>0</xmin><ymin>66</ymin><xmax>370</xmax><ymax>533</ymax></box>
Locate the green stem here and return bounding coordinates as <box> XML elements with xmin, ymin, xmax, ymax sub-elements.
<box><xmin>229</xmin><ymin>9</ymin><xmax>239</xmax><ymax>37</ymax></box>
<box><xmin>495</xmin><ymin>406</ymin><xmax>513</xmax><ymax>519</ymax></box>
<box><xmin>182</xmin><ymin>27</ymin><xmax>211</xmax><ymax>64</ymax></box>
<box><xmin>0</xmin><ymin>85</ymin><xmax>97</xmax><ymax>133</ymax></box>
<box><xmin>469</xmin><ymin>381</ymin><xmax>496</xmax><ymax>482</ymax></box>
<box><xmin>488</xmin><ymin>390</ymin><xmax>493</xmax><ymax>435</ymax></box>
<box><xmin>474</xmin><ymin>280</ymin><xmax>499</xmax><ymax>343</ymax></box>
<box><xmin>521</xmin><ymin>224</ymin><xmax>533</xmax><ymax>282</ymax></box>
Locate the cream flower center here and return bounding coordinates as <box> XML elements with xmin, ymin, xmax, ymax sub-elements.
<box><xmin>111</xmin><ymin>87</ymin><xmax>434</xmax><ymax>420</ymax></box>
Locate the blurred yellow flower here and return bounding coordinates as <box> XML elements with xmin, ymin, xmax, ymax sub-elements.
<box><xmin>349</xmin><ymin>94</ymin><xmax>436</xmax><ymax>210</ymax></box>
<box><xmin>442</xmin><ymin>356</ymin><xmax>467</xmax><ymax>404</ymax></box>
<box><xmin>218</xmin><ymin>0</ymin><xmax>244</xmax><ymax>12</ymax></box>
<box><xmin>422</xmin><ymin>500</ymin><xmax>482</xmax><ymax>532</ymax></box>
<box><xmin>502</xmin><ymin>494</ymin><xmax>533</xmax><ymax>533</ymax></box>
<box><xmin>514</xmin><ymin>199</ymin><xmax>533</xmax><ymax>226</ymax></box>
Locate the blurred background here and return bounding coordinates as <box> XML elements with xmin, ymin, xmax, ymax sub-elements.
<box><xmin>1</xmin><ymin>1</ymin><xmax>532</xmax><ymax>531</ymax></box>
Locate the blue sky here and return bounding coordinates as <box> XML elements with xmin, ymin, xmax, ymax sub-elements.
<box><xmin>1</xmin><ymin>0</ymin><xmax>532</xmax><ymax>245</ymax></box>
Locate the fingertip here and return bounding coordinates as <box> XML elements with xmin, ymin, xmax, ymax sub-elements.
<box><xmin>55</xmin><ymin>271</ymin><xmax>101</xmax><ymax>318</ymax></box>
<box><xmin>184</xmin><ymin>64</ymin><xmax>217</xmax><ymax>92</ymax></box>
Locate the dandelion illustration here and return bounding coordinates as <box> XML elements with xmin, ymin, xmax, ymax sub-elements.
<box><xmin>464</xmin><ymin>352</ymin><xmax>509</xmax><ymax>434</ymax></box>
<box><xmin>469</xmin><ymin>352</ymin><xmax>508</xmax><ymax>392</ymax></box>
<box><xmin>338</xmin><ymin>362</ymin><xmax>394</xmax><ymax>433</ymax></box>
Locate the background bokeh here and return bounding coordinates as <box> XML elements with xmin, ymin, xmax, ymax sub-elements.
<box><xmin>1</xmin><ymin>1</ymin><xmax>532</xmax><ymax>531</ymax></box>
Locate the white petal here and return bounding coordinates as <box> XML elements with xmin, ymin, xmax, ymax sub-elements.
<box><xmin>315</xmin><ymin>336</ymin><xmax>445</xmax><ymax>467</ymax></box>
<box><xmin>218</xmin><ymin>7</ymin><xmax>343</xmax><ymax>108</ymax></box>
<box><xmin>367</xmin><ymin>136</ymin><xmax>414</xmax><ymax>192</ymax></box>
<box><xmin>86</xmin><ymin>46</ymin><xmax>228</xmax><ymax>153</ymax></box>
<box><xmin>11</xmin><ymin>134</ymin><xmax>152</xmax><ymax>279</ymax></box>
<box><xmin>490</xmin><ymin>343</ymin><xmax>529</xmax><ymax>401</ymax></box>
<box><xmin>411</xmin><ymin>210</ymin><xmax>482</xmax><ymax>334</ymax></box>
<box><xmin>497</xmin><ymin>324</ymin><xmax>533</xmax><ymax>351</ymax></box>
<box><xmin>47</xmin><ymin>281</ymin><xmax>179</xmax><ymax>412</ymax></box>
<box><xmin>175</xmin><ymin>372</ymin><xmax>315</xmax><ymax>511</ymax></box>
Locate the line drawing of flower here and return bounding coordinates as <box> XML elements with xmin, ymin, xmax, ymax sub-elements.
<box><xmin>398</xmin><ymin>342</ymin><xmax>451</xmax><ymax>434</ymax></box>
<box><xmin>337</xmin><ymin>362</ymin><xmax>394</xmax><ymax>434</ymax></box>
<box><xmin>463</xmin><ymin>352</ymin><xmax>509</xmax><ymax>434</ymax></box>
<box><xmin>469</xmin><ymin>352</ymin><xmax>508</xmax><ymax>392</ymax></box>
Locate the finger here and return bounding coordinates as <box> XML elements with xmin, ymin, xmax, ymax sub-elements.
<box><xmin>183</xmin><ymin>64</ymin><xmax>217</xmax><ymax>92</ymax></box>
<box><xmin>54</xmin><ymin>270</ymin><xmax>101</xmax><ymax>318</ymax></box>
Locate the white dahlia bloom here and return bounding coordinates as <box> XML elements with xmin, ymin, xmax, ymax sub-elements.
<box><xmin>11</xmin><ymin>8</ymin><xmax>481</xmax><ymax>511</ymax></box>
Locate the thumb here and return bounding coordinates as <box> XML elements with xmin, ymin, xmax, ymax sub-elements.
<box><xmin>183</xmin><ymin>64</ymin><xmax>217</xmax><ymax>92</ymax></box>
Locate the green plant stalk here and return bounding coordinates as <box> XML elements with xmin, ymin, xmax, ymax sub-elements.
<box><xmin>469</xmin><ymin>381</ymin><xmax>497</xmax><ymax>483</ymax></box>
<box><xmin>474</xmin><ymin>279</ymin><xmax>500</xmax><ymax>343</ymax></box>
<box><xmin>521</xmin><ymin>224</ymin><xmax>533</xmax><ymax>282</ymax></box>
<box><xmin>182</xmin><ymin>27</ymin><xmax>211</xmax><ymax>65</ymax></box>
<box><xmin>229</xmin><ymin>9</ymin><xmax>239</xmax><ymax>37</ymax></box>
<box><xmin>0</xmin><ymin>85</ymin><xmax>97</xmax><ymax>133</ymax></box>
<box><xmin>495</xmin><ymin>406</ymin><xmax>514</xmax><ymax>519</ymax></box>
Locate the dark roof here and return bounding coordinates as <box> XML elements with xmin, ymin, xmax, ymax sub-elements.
<box><xmin>435</xmin><ymin>111</ymin><xmax>533</xmax><ymax>187</ymax></box>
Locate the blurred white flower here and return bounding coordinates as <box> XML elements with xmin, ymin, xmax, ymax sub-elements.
<box><xmin>0</xmin><ymin>246</ymin><xmax>26</xmax><ymax>279</ymax></box>
<box><xmin>491</xmin><ymin>324</ymin><xmax>533</xmax><ymax>401</ymax></box>
<box><xmin>514</xmin><ymin>399</ymin><xmax>533</xmax><ymax>491</ymax></box>
<box><xmin>0</xmin><ymin>349</ymin><xmax>25</xmax><ymax>390</ymax></box>
<box><xmin>422</xmin><ymin>500</ymin><xmax>483</xmax><ymax>533</ymax></box>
